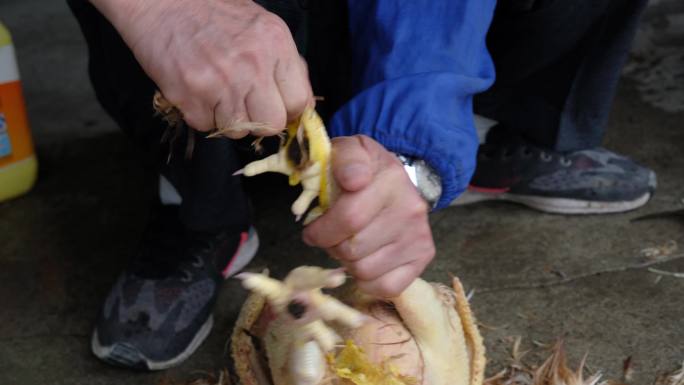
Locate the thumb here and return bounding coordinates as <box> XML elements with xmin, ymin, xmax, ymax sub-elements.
<box><xmin>331</xmin><ymin>136</ymin><xmax>376</xmax><ymax>192</ymax></box>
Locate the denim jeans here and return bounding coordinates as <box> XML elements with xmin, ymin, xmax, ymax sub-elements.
<box><xmin>475</xmin><ymin>0</ymin><xmax>649</xmax><ymax>151</ymax></box>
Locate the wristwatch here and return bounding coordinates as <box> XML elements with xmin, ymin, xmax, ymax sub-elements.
<box><xmin>396</xmin><ymin>154</ymin><xmax>442</xmax><ymax>209</ymax></box>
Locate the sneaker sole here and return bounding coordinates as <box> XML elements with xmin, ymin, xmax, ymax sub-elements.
<box><xmin>451</xmin><ymin>189</ymin><xmax>652</xmax><ymax>214</ymax></box>
<box><xmin>91</xmin><ymin>315</ymin><xmax>215</xmax><ymax>371</ymax></box>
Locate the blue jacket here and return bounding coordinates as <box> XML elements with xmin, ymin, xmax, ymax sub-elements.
<box><xmin>329</xmin><ymin>1</ymin><xmax>497</xmax><ymax>209</ymax></box>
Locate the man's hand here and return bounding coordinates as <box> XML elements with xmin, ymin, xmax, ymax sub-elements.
<box><xmin>91</xmin><ymin>0</ymin><xmax>313</xmax><ymax>136</ymax></box>
<box><xmin>303</xmin><ymin>136</ymin><xmax>435</xmax><ymax>298</ymax></box>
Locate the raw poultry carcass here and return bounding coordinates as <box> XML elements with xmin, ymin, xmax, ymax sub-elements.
<box><xmin>231</xmin><ymin>108</ymin><xmax>486</xmax><ymax>385</ymax></box>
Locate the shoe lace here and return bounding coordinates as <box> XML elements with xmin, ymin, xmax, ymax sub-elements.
<box><xmin>520</xmin><ymin>145</ymin><xmax>534</xmax><ymax>158</ymax></box>
<box><xmin>177</xmin><ymin>232</ymin><xmax>217</xmax><ymax>281</ymax></box>
<box><xmin>559</xmin><ymin>156</ymin><xmax>572</xmax><ymax>166</ymax></box>
<box><xmin>540</xmin><ymin>150</ymin><xmax>573</xmax><ymax>166</ymax></box>
<box><xmin>173</xmin><ymin>255</ymin><xmax>208</xmax><ymax>283</ymax></box>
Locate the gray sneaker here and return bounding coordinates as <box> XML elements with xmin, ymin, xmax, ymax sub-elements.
<box><xmin>91</xmin><ymin>207</ymin><xmax>259</xmax><ymax>370</ymax></box>
<box><xmin>452</xmin><ymin>141</ymin><xmax>657</xmax><ymax>214</ymax></box>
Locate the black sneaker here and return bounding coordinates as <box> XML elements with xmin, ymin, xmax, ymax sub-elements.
<box><xmin>451</xmin><ymin>139</ymin><xmax>657</xmax><ymax>214</ymax></box>
<box><xmin>91</xmin><ymin>207</ymin><xmax>259</xmax><ymax>370</ymax></box>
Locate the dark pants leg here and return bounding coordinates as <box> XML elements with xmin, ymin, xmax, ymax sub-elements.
<box><xmin>66</xmin><ymin>0</ymin><xmax>318</xmax><ymax>233</ymax></box>
<box><xmin>475</xmin><ymin>0</ymin><xmax>648</xmax><ymax>152</ymax></box>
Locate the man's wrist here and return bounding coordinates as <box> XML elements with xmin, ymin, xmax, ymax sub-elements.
<box><xmin>396</xmin><ymin>154</ymin><xmax>442</xmax><ymax>209</ymax></box>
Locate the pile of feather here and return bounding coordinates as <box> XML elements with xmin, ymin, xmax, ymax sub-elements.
<box><xmin>159</xmin><ymin>340</ymin><xmax>684</xmax><ymax>385</ymax></box>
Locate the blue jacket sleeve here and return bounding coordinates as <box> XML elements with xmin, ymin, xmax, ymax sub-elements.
<box><xmin>328</xmin><ymin>0</ymin><xmax>497</xmax><ymax>209</ymax></box>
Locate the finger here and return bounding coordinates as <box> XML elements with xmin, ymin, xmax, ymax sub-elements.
<box><xmin>330</xmin><ymin>136</ymin><xmax>375</xmax><ymax>192</ymax></box>
<box><xmin>356</xmin><ymin>263</ymin><xmax>420</xmax><ymax>299</ymax></box>
<box><xmin>341</xmin><ymin>243</ymin><xmax>412</xmax><ymax>282</ymax></box>
<box><xmin>165</xmin><ymin>68</ymin><xmax>225</xmax><ymax>132</ymax></box>
<box><xmin>245</xmin><ymin>81</ymin><xmax>287</xmax><ymax>135</ymax></box>
<box><xmin>165</xmin><ymin>92</ymin><xmax>214</xmax><ymax>132</ymax></box>
<box><xmin>328</xmin><ymin>207</ymin><xmax>400</xmax><ymax>262</ymax></box>
<box><xmin>275</xmin><ymin>56</ymin><xmax>314</xmax><ymax>121</ymax></box>
<box><xmin>302</xmin><ymin>179</ymin><xmax>393</xmax><ymax>248</ymax></box>
<box><xmin>213</xmin><ymin>98</ymin><xmax>252</xmax><ymax>139</ymax></box>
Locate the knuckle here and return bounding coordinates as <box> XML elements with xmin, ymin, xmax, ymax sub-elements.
<box><xmin>287</xmin><ymin>91</ymin><xmax>308</xmax><ymax>116</ymax></box>
<box><xmin>181</xmin><ymin>64</ymin><xmax>214</xmax><ymax>93</ymax></box>
<box><xmin>252</xmin><ymin>109</ymin><xmax>286</xmax><ymax>130</ymax></box>
<box><xmin>408</xmin><ymin>196</ymin><xmax>429</xmax><ymax>216</ymax></box>
<box><xmin>302</xmin><ymin>227</ymin><xmax>318</xmax><ymax>246</ymax></box>
<box><xmin>339</xmin><ymin>209</ymin><xmax>365</xmax><ymax>234</ymax></box>
<box><xmin>416</xmin><ymin>223</ymin><xmax>434</xmax><ymax>243</ymax></box>
<box><xmin>260</xmin><ymin>13</ymin><xmax>292</xmax><ymax>42</ymax></box>
<box><xmin>333</xmin><ymin>242</ymin><xmax>354</xmax><ymax>262</ymax></box>
<box><xmin>232</xmin><ymin>49</ymin><xmax>263</xmax><ymax>73</ymax></box>
<box><xmin>409</xmin><ymin>233</ymin><xmax>435</xmax><ymax>267</ymax></box>
<box><xmin>158</xmin><ymin>90</ymin><xmax>183</xmax><ymax>113</ymax></box>
<box><xmin>344</xmin><ymin>261</ymin><xmax>373</xmax><ymax>281</ymax></box>
<box><xmin>348</xmin><ymin>261</ymin><xmax>376</xmax><ymax>281</ymax></box>
<box><xmin>182</xmin><ymin>108</ymin><xmax>210</xmax><ymax>132</ymax></box>
<box><xmin>272</xmin><ymin>109</ymin><xmax>288</xmax><ymax>129</ymax></box>
<box><xmin>327</xmin><ymin>246</ymin><xmax>342</xmax><ymax>261</ymax></box>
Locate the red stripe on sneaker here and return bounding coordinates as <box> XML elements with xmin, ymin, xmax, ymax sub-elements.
<box><xmin>468</xmin><ymin>185</ymin><xmax>510</xmax><ymax>194</ymax></box>
<box><xmin>222</xmin><ymin>231</ymin><xmax>249</xmax><ymax>278</ymax></box>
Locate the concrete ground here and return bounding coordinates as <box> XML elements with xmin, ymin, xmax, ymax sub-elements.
<box><xmin>1</xmin><ymin>1</ymin><xmax>683</xmax><ymax>384</ymax></box>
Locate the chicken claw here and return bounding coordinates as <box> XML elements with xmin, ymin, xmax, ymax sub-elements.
<box><xmin>238</xmin><ymin>107</ymin><xmax>335</xmax><ymax>223</ymax></box>
<box><xmin>237</xmin><ymin>267</ymin><xmax>366</xmax><ymax>354</ymax></box>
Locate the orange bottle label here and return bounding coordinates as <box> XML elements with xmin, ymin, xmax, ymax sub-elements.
<box><xmin>0</xmin><ymin>80</ymin><xmax>34</xmax><ymax>168</ymax></box>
